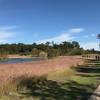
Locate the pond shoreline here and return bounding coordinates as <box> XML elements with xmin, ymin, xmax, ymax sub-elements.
<box><xmin>0</xmin><ymin>56</ymin><xmax>47</xmax><ymax>64</ymax></box>
<box><xmin>7</xmin><ymin>54</ymin><xmax>31</xmax><ymax>58</ymax></box>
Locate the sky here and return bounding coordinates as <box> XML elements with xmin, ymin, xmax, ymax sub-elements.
<box><xmin>0</xmin><ymin>0</ymin><xmax>100</xmax><ymax>50</ymax></box>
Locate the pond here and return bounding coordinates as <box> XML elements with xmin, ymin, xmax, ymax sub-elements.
<box><xmin>0</xmin><ymin>57</ymin><xmax>45</xmax><ymax>64</ymax></box>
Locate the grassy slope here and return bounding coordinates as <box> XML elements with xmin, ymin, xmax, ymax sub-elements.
<box><xmin>0</xmin><ymin>60</ymin><xmax>100</xmax><ymax>100</ymax></box>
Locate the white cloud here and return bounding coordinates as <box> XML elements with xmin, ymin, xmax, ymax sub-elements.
<box><xmin>80</xmin><ymin>42</ymin><xmax>99</xmax><ymax>50</ymax></box>
<box><xmin>37</xmin><ymin>32</ymin><xmax>74</xmax><ymax>43</ymax></box>
<box><xmin>0</xmin><ymin>26</ymin><xmax>17</xmax><ymax>31</ymax></box>
<box><xmin>0</xmin><ymin>31</ymin><xmax>15</xmax><ymax>43</ymax></box>
<box><xmin>0</xmin><ymin>26</ymin><xmax>17</xmax><ymax>43</ymax></box>
<box><xmin>68</xmin><ymin>28</ymin><xmax>84</xmax><ymax>33</ymax></box>
<box><xmin>37</xmin><ymin>28</ymin><xmax>84</xmax><ymax>43</ymax></box>
<box><xmin>0</xmin><ymin>31</ymin><xmax>14</xmax><ymax>39</ymax></box>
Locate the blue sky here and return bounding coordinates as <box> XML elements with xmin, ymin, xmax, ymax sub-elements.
<box><xmin>0</xmin><ymin>0</ymin><xmax>100</xmax><ymax>50</ymax></box>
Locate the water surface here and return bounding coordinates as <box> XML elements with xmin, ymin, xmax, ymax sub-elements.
<box><xmin>0</xmin><ymin>57</ymin><xmax>45</xmax><ymax>64</ymax></box>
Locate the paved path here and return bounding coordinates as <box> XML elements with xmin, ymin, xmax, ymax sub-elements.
<box><xmin>89</xmin><ymin>85</ymin><xmax>100</xmax><ymax>100</ymax></box>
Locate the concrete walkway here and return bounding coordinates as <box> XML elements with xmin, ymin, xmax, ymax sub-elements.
<box><xmin>89</xmin><ymin>85</ymin><xmax>100</xmax><ymax>100</ymax></box>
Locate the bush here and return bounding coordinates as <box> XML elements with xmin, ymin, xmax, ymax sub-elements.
<box><xmin>31</xmin><ymin>48</ymin><xmax>39</xmax><ymax>57</ymax></box>
<box><xmin>69</xmin><ymin>48</ymin><xmax>82</xmax><ymax>55</ymax></box>
<box><xmin>39</xmin><ymin>51</ymin><xmax>47</xmax><ymax>58</ymax></box>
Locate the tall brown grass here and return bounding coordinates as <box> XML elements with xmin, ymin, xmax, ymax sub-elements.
<box><xmin>0</xmin><ymin>75</ymin><xmax>47</xmax><ymax>96</ymax></box>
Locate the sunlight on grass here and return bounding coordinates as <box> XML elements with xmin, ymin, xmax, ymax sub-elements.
<box><xmin>47</xmin><ymin>67</ymin><xmax>75</xmax><ymax>81</ymax></box>
<box><xmin>71</xmin><ymin>76</ymin><xmax>97</xmax><ymax>85</ymax></box>
<box><xmin>47</xmin><ymin>67</ymin><xmax>98</xmax><ymax>85</ymax></box>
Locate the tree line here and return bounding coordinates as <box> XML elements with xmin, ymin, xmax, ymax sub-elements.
<box><xmin>0</xmin><ymin>41</ymin><xmax>99</xmax><ymax>58</ymax></box>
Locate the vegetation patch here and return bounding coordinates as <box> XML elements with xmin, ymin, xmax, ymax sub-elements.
<box><xmin>0</xmin><ymin>59</ymin><xmax>100</xmax><ymax>100</ymax></box>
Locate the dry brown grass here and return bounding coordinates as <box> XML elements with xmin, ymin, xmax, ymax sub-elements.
<box><xmin>0</xmin><ymin>56</ymin><xmax>82</xmax><ymax>95</ymax></box>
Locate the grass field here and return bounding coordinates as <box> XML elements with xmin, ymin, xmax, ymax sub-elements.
<box><xmin>0</xmin><ymin>59</ymin><xmax>100</xmax><ymax>100</ymax></box>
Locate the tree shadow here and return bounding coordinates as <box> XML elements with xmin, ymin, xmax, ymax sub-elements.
<box><xmin>75</xmin><ymin>66</ymin><xmax>100</xmax><ymax>73</ymax></box>
<box><xmin>75</xmin><ymin>59</ymin><xmax>100</xmax><ymax>74</ymax></box>
<box><xmin>74</xmin><ymin>60</ymin><xmax>100</xmax><ymax>81</ymax></box>
<box><xmin>87</xmin><ymin>60</ymin><xmax>100</xmax><ymax>64</ymax></box>
<box><xmin>76</xmin><ymin>73</ymin><xmax>100</xmax><ymax>78</ymax></box>
<box><xmin>15</xmin><ymin>76</ymin><xmax>94</xmax><ymax>100</ymax></box>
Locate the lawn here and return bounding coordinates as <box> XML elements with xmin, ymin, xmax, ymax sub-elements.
<box><xmin>0</xmin><ymin>59</ymin><xmax>100</xmax><ymax>100</ymax></box>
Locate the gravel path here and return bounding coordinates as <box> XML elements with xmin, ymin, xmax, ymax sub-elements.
<box><xmin>89</xmin><ymin>85</ymin><xmax>100</xmax><ymax>100</ymax></box>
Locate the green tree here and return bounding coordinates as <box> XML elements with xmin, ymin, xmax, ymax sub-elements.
<box><xmin>72</xmin><ymin>41</ymin><xmax>80</xmax><ymax>48</ymax></box>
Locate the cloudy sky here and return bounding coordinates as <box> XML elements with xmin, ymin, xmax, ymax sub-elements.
<box><xmin>0</xmin><ymin>0</ymin><xmax>100</xmax><ymax>50</ymax></box>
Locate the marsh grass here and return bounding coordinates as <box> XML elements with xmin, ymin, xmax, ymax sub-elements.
<box><xmin>0</xmin><ymin>59</ymin><xmax>100</xmax><ymax>100</ymax></box>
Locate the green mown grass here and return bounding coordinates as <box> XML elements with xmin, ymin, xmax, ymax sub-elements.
<box><xmin>0</xmin><ymin>60</ymin><xmax>100</xmax><ymax>100</ymax></box>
